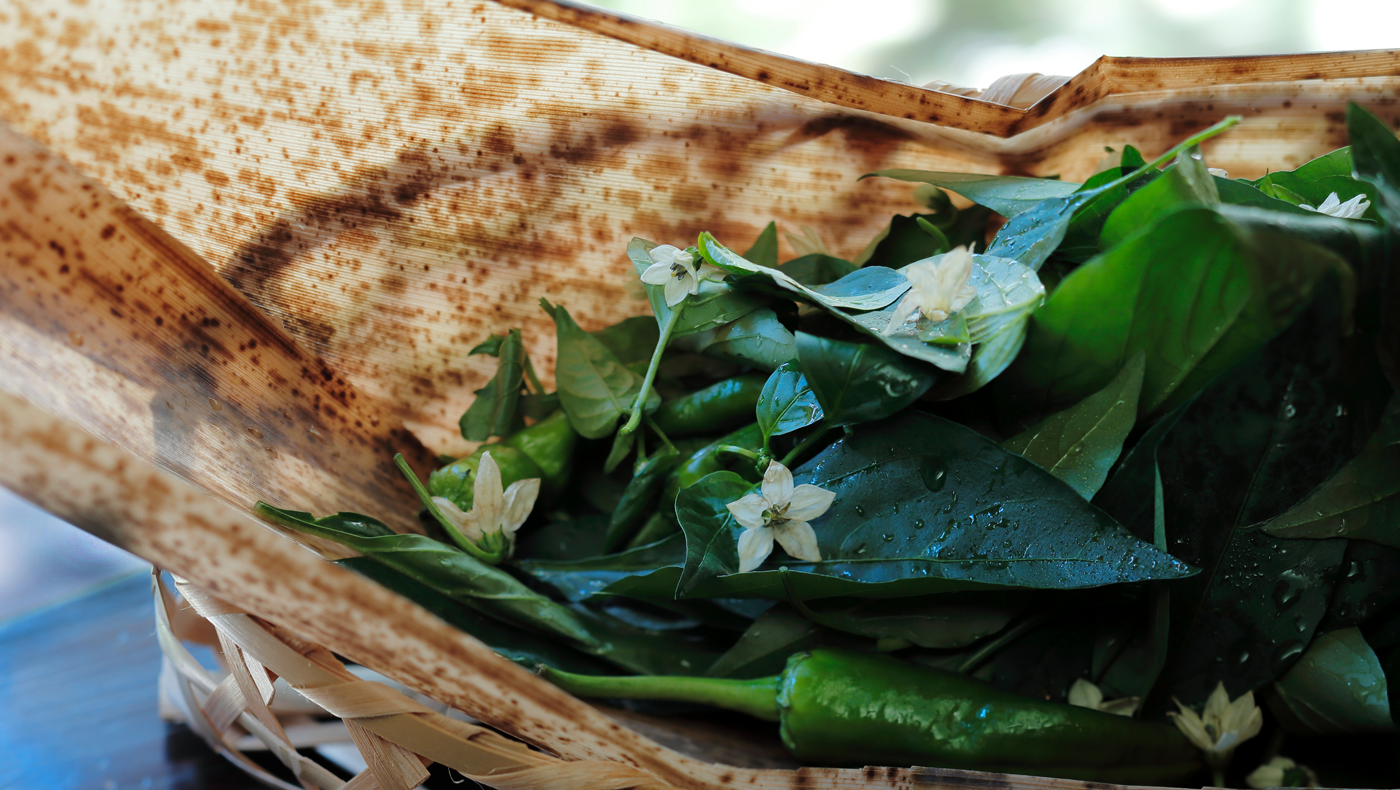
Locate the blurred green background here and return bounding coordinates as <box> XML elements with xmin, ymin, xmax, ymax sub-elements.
<box><xmin>585</xmin><ymin>0</ymin><xmax>1396</xmax><ymax>90</ymax></box>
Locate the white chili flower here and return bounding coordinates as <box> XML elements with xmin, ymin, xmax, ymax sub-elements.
<box><xmin>1300</xmin><ymin>191</ymin><xmax>1371</xmax><ymax>219</ymax></box>
<box><xmin>1247</xmin><ymin>756</ymin><xmax>1319</xmax><ymax>789</ymax></box>
<box><xmin>639</xmin><ymin>244</ymin><xmax>725</xmax><ymax>307</ymax></box>
<box><xmin>1168</xmin><ymin>682</ymin><xmax>1264</xmax><ymax>758</ymax></box>
<box><xmin>432</xmin><ymin>451</ymin><xmax>539</xmax><ymax>560</ymax></box>
<box><xmin>1207</xmin><ymin>167</ymin><xmax>1230</xmax><ymax>178</ymax></box>
<box><xmin>784</xmin><ymin>225</ymin><xmax>834</xmax><ymax>257</ymax></box>
<box><xmin>884</xmin><ymin>245</ymin><xmax>978</xmax><ymax>336</ymax></box>
<box><xmin>1067</xmin><ymin>678</ymin><xmax>1140</xmax><ymax>717</ymax></box>
<box><xmin>726</xmin><ymin>460</ymin><xmax>834</xmax><ymax>572</ymax></box>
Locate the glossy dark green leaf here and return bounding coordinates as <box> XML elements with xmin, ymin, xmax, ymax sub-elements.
<box><xmin>1347</xmin><ymin>103</ymin><xmax>1400</xmax><ymax>226</ymax></box>
<box><xmin>628</xmin><ymin>237</ymin><xmax>768</xmax><ymax>338</ymax></box>
<box><xmin>784</xmin><ymin>411</ymin><xmax>1194</xmax><ymax>590</ymax></box>
<box><xmin>459</xmin><ymin>328</ymin><xmax>525</xmax><ymax>442</ymax></box>
<box><xmin>795</xmin><ymin>334</ymin><xmax>936</xmax><ymax>426</ymax></box>
<box><xmin>256</xmin><ymin>504</ymin><xmax>598</xmax><ymax>646</ymax></box>
<box><xmin>1264</xmin><ymin>397</ymin><xmax>1400</xmax><ymax>548</ymax></box>
<box><xmin>957</xmin><ymin>254</ymin><xmax>1046</xmax><ymax>344</ymax></box>
<box><xmin>1251</xmin><ymin>148</ymin><xmax>1381</xmax><ymax>222</ymax></box>
<box><xmin>337</xmin><ymin>557</ymin><xmax>612</xmax><ymax>674</ymax></box>
<box><xmin>1275</xmin><ymin>627</ymin><xmax>1396</xmax><ymax>733</ymax></box>
<box><xmin>675</xmin><ymin>471</ymin><xmax>751</xmax><ymax>596</ymax></box>
<box><xmin>778</xmin><ymin>254</ymin><xmax>857</xmax><ymax>286</ymax></box>
<box><xmin>999</xmin><ymin>209</ymin><xmax>1338</xmax><ymax>425</ymax></box>
<box><xmin>864</xmin><ymin>170</ymin><xmax>1081</xmax><ymax>218</ymax></box>
<box><xmin>756</xmin><ymin>362</ymin><xmax>823</xmax><ymax>442</ymax></box>
<box><xmin>1003</xmin><ymin>353</ymin><xmax>1145</xmax><ymax>500</ymax></box>
<box><xmin>515</xmin><ymin>535</ymin><xmax>687</xmax><ymax>603</ymax></box>
<box><xmin>744</xmin><ymin>221</ymin><xmax>780</xmax><ymax>267</ymax></box>
<box><xmin>1141</xmin><ymin>285</ymin><xmax>1391</xmax><ymax>710</ymax></box>
<box><xmin>1319</xmin><ymin>540</ymin><xmax>1400</xmax><ymax>632</ymax></box>
<box><xmin>852</xmin><ymin>212</ymin><xmax>952</xmax><ymax>269</ymax></box>
<box><xmin>547</xmin><ymin>301</ymin><xmax>647</xmax><ymax>439</ymax></box>
<box><xmin>671</xmin><ymin>307</ymin><xmax>797</xmax><ymax>372</ymax></box>
<box><xmin>841</xmin><ymin>300</ymin><xmax>971</xmax><ymax>371</ymax></box>
<box><xmin>566</xmin><ymin>604</ymin><xmax>723</xmax><ymax>676</ymax></box>
<box><xmin>704</xmin><ymin>604</ymin><xmax>829</xmax><ymax>679</ymax></box>
<box><xmin>802</xmin><ymin>593</ymin><xmax>1019</xmax><ymax>649</ymax></box>
<box><xmin>925</xmin><ymin>315</ymin><xmax>1029</xmax><ymax>401</ymax></box>
<box><xmin>513</xmin><ymin>512</ymin><xmax>608</xmax><ymax>562</ymax></box>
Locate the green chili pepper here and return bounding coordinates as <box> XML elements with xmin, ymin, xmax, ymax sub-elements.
<box><xmin>501</xmin><ymin>409</ymin><xmax>577</xmax><ymax>493</ymax></box>
<box><xmin>651</xmin><ymin>373</ymin><xmax>767</xmax><ymax>437</ymax></box>
<box><xmin>540</xmin><ymin>648</ymin><xmax>1201</xmax><ymax>784</ymax></box>
<box><xmin>660</xmin><ymin>422</ymin><xmax>764</xmax><ymax>507</ymax></box>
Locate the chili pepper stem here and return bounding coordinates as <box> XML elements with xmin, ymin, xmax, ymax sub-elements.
<box><xmin>620</xmin><ymin>303</ymin><xmax>684</xmax><ymax>437</ymax></box>
<box><xmin>780</xmin><ymin>426</ymin><xmax>835</xmax><ymax>468</ymax></box>
<box><xmin>538</xmin><ymin>666</ymin><xmax>781</xmax><ymax>722</ymax></box>
<box><xmin>717</xmin><ymin>444</ymin><xmax>761</xmax><ymax>461</ymax></box>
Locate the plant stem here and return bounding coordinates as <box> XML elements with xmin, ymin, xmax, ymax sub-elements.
<box><xmin>645</xmin><ymin>416</ymin><xmax>677</xmax><ymax>456</ymax></box>
<box><xmin>391</xmin><ymin>454</ymin><xmax>501</xmax><ymax>564</ymax></box>
<box><xmin>956</xmin><ymin>612</ymin><xmax>1049</xmax><ymax>675</ymax></box>
<box><xmin>619</xmin><ymin>304</ymin><xmax>683</xmax><ymax>436</ymax></box>
<box><xmin>718</xmin><ymin>445</ymin><xmax>760</xmax><ymax>461</ymax></box>
<box><xmin>780</xmin><ymin>426</ymin><xmax>835</xmax><ymax>468</ymax></box>
<box><xmin>538</xmin><ymin>665</ymin><xmax>781</xmax><ymax>722</ymax></box>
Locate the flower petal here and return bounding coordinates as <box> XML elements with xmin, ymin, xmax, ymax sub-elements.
<box><xmin>737</xmin><ymin>526</ymin><xmax>774</xmax><ymax>572</ymax></box>
<box><xmin>662</xmin><ymin>274</ymin><xmax>690</xmax><ymax>307</ymax></box>
<box><xmin>773</xmin><ymin>520</ymin><xmax>821</xmax><ymax>562</ymax></box>
<box><xmin>696</xmin><ymin>263</ymin><xmax>728</xmax><ymax>283</ymax></box>
<box><xmin>650</xmin><ymin>244</ymin><xmax>681</xmax><ymax>265</ymax></box>
<box><xmin>1067</xmin><ymin>678</ymin><xmax>1102</xmax><ymax>709</ymax></box>
<box><xmin>1316</xmin><ymin>192</ymin><xmax>1342</xmax><ymax>213</ymax></box>
<box><xmin>726</xmin><ymin>493</ymin><xmax>769</xmax><ymax>530</ymax></box>
<box><xmin>882</xmin><ymin>291</ymin><xmax>921</xmax><ymax>336</ymax></box>
<box><xmin>760</xmin><ymin>460</ymin><xmax>794</xmax><ymax>506</ymax></box>
<box><xmin>500</xmin><ymin>478</ymin><xmax>541</xmax><ymax>535</ymax></box>
<box><xmin>1203</xmin><ymin>681</ymin><xmax>1231</xmax><ymax>725</ymax></box>
<box><xmin>1335</xmin><ymin>193</ymin><xmax>1371</xmax><ymax>219</ymax></box>
<box><xmin>431</xmin><ymin>496</ymin><xmax>477</xmax><ymax>540</ymax></box>
<box><xmin>472</xmin><ymin>451</ymin><xmax>505</xmax><ymax>529</ymax></box>
<box><xmin>785</xmin><ymin>484</ymin><xmax>836</xmax><ymax>522</ymax></box>
<box><xmin>1099</xmin><ymin>696</ymin><xmax>1141</xmax><ymax>717</ymax></box>
<box><xmin>1168</xmin><ymin>708</ymin><xmax>1215</xmax><ymax>753</ymax></box>
<box><xmin>640</xmin><ymin>261</ymin><xmax>673</xmax><ymax>285</ymax></box>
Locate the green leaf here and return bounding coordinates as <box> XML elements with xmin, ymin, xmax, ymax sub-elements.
<box><xmin>337</xmin><ymin>557</ymin><xmax>612</xmax><ymax>674</ymax></box>
<box><xmin>699</xmin><ymin>233</ymin><xmax>910</xmax><ymax>311</ymax></box>
<box><xmin>1099</xmin><ymin>149</ymin><xmax>1219</xmax><ymax>250</ymax></box>
<box><xmin>605</xmin><ymin>450</ymin><xmax>681</xmax><ymax>552</ymax></box>
<box><xmin>704</xmin><ymin>604</ymin><xmax>834</xmax><ymax>679</ymax></box>
<box><xmin>1251</xmin><ymin>147</ymin><xmax>1382</xmax><ymax>222</ymax></box>
<box><xmin>1139</xmin><ymin>283</ymin><xmax>1391</xmax><ymax>710</ymax></box>
<box><xmin>548</xmin><ymin>302</ymin><xmax>646</xmax><ymax>439</ymax></box>
<box><xmin>784</xmin><ymin>411</ymin><xmax>1194</xmax><ymax>590</ymax></box>
<box><xmin>926</xmin><ymin>316</ymin><xmax>1030</xmax><ymax>401</ymax></box>
<box><xmin>863</xmin><ymin>170</ymin><xmax>1081</xmax><ymax>218</ymax></box>
<box><xmin>257</xmin><ymin>504</ymin><xmax>598</xmax><ymax>647</ymax></box>
<box><xmin>1275</xmin><ymin>627</ymin><xmax>1395</xmax><ymax>733</ymax></box>
<box><xmin>802</xmin><ymin>593</ymin><xmax>1019</xmax><ymax>649</ymax></box>
<box><xmin>671</xmin><ymin>307</ymin><xmax>797</xmax><ymax>372</ymax></box>
<box><xmin>468</xmin><ymin>334</ymin><xmax>506</xmax><ymax>356</ymax></box>
<box><xmin>513</xmin><ymin>512</ymin><xmax>608</xmax><ymax>562</ymax></box>
<box><xmin>628</xmin><ymin>237</ymin><xmax>768</xmax><ymax>338</ymax></box>
<box><xmin>778</xmin><ymin>254</ymin><xmax>857</xmax><ymax>286</ymax></box>
<box><xmin>958</xmin><ymin>253</ymin><xmax>1046</xmax><ymax>344</ymax></box>
<box><xmin>566</xmin><ymin>604</ymin><xmax>724</xmax><ymax>676</ymax></box>
<box><xmin>986</xmin><ymin>117</ymin><xmax>1240</xmax><ymax>270</ymax></box>
<box><xmin>675</xmin><ymin>471</ymin><xmax>752</xmax><ymax>596</ymax></box>
<box><xmin>459</xmin><ymin>328</ymin><xmax>525</xmax><ymax>442</ymax></box>
<box><xmin>842</xmin><ymin>300</ymin><xmax>971</xmax><ymax>372</ymax></box>
<box><xmin>853</xmin><ymin>213</ymin><xmax>952</xmax><ymax>269</ymax></box>
<box><xmin>1347</xmin><ymin>103</ymin><xmax>1400</xmax><ymax>226</ymax></box>
<box><xmin>999</xmin><ymin>208</ymin><xmax>1338</xmax><ymax>425</ymax></box>
<box><xmin>1318</xmin><ymin>540</ymin><xmax>1400</xmax><ymax>632</ymax></box>
<box><xmin>756</xmin><ymin>362</ymin><xmax>823</xmax><ymax>442</ymax></box>
<box><xmin>592</xmin><ymin>316</ymin><xmax>660</xmax><ymax>367</ymax></box>
<box><xmin>1263</xmin><ymin>396</ymin><xmax>1400</xmax><ymax>547</ymax></box>
<box><xmin>744</xmin><ymin>221</ymin><xmax>780</xmax><ymax>267</ymax></box>
<box><xmin>515</xmin><ymin>535</ymin><xmax>687</xmax><ymax>603</ymax></box>
<box><xmin>795</xmin><ymin>334</ymin><xmax>936</xmax><ymax>427</ymax></box>
<box><xmin>602</xmin><ymin>425</ymin><xmax>636</xmax><ymax>474</ymax></box>
<box><xmin>1003</xmin><ymin>353</ymin><xmax>1145</xmax><ymax>501</ymax></box>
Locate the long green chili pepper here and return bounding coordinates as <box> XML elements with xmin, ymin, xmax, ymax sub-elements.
<box><xmin>501</xmin><ymin>409</ymin><xmax>577</xmax><ymax>492</ymax></box>
<box><xmin>540</xmin><ymin>648</ymin><xmax>1202</xmax><ymax>784</ymax></box>
<box><xmin>660</xmin><ymin>422</ymin><xmax>764</xmax><ymax>507</ymax></box>
<box><xmin>651</xmin><ymin>373</ymin><xmax>768</xmax><ymax>437</ymax></box>
<box><xmin>430</xmin><ymin>410</ymin><xmax>578</xmax><ymax>510</ymax></box>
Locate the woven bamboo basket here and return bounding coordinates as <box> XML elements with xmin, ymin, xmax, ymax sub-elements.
<box><xmin>2</xmin><ymin>0</ymin><xmax>1399</xmax><ymax>786</ymax></box>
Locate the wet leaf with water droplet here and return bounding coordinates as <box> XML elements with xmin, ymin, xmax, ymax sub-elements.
<box><xmin>1275</xmin><ymin>627</ymin><xmax>1396</xmax><ymax>733</ymax></box>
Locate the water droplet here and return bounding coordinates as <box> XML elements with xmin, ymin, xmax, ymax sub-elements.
<box><xmin>854</xmin><ymin>505</ymin><xmax>866</xmax><ymax>517</ymax></box>
<box><xmin>307</xmin><ymin>427</ymin><xmax>324</xmax><ymax>442</ymax></box>
<box><xmin>1336</xmin><ymin>404</ymin><xmax>1348</xmax><ymax>418</ymax></box>
<box><xmin>919</xmin><ymin>458</ymin><xmax>947</xmax><ymax>492</ymax></box>
<box><xmin>1227</xmin><ymin>641</ymin><xmax>1252</xmax><ymax>675</ymax></box>
<box><xmin>164</xmin><ymin>401</ymin><xmax>174</xmax><ymax>409</ymax></box>
<box><xmin>882</xmin><ymin>533</ymin><xmax>894</xmax><ymax>542</ymax></box>
<box><xmin>208</xmin><ymin>398</ymin><xmax>223</xmax><ymax>411</ymax></box>
<box><xmin>68</xmin><ymin>331</ymin><xmax>83</xmax><ymax>346</ymax></box>
<box><xmin>913</xmin><ymin>519</ymin><xmax>925</xmax><ymax>530</ymax></box>
<box><xmin>247</xmin><ymin>426</ymin><xmax>264</xmax><ymax>439</ymax></box>
<box><xmin>1347</xmin><ymin>561</ymin><xmax>1363</xmax><ymax>580</ymax></box>
<box><xmin>856</xmin><ymin>543</ymin><xmax>867</xmax><ymax>555</ymax></box>
<box><xmin>1283</xmin><ymin>404</ymin><xmax>1297</xmax><ymax>419</ymax></box>
<box><xmin>1272</xmin><ymin>640</ymin><xmax>1304</xmax><ymax>672</ymax></box>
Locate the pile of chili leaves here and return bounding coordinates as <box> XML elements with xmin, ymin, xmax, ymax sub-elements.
<box><xmin>262</xmin><ymin>105</ymin><xmax>1400</xmax><ymax>786</ymax></box>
